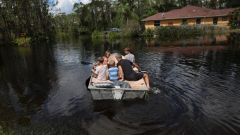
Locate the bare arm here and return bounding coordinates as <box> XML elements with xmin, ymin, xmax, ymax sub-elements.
<box><xmin>132</xmin><ymin>63</ymin><xmax>141</xmax><ymax>72</ymax></box>
<box><xmin>91</xmin><ymin>69</ymin><xmax>96</xmax><ymax>74</ymax></box>
<box><xmin>107</xmin><ymin>73</ymin><xmax>109</xmax><ymax>80</ymax></box>
<box><xmin>118</xmin><ymin>65</ymin><xmax>124</xmax><ymax>81</ymax></box>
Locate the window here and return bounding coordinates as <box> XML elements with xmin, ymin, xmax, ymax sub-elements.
<box><xmin>168</xmin><ymin>22</ymin><xmax>173</xmax><ymax>26</ymax></box>
<box><xmin>182</xmin><ymin>19</ymin><xmax>187</xmax><ymax>23</ymax></box>
<box><xmin>213</xmin><ymin>17</ymin><xmax>218</xmax><ymax>25</ymax></box>
<box><xmin>154</xmin><ymin>21</ymin><xmax>160</xmax><ymax>26</ymax></box>
<box><xmin>222</xmin><ymin>16</ymin><xmax>227</xmax><ymax>21</ymax></box>
<box><xmin>196</xmin><ymin>18</ymin><xmax>201</xmax><ymax>24</ymax></box>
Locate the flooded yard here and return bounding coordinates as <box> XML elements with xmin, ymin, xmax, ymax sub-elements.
<box><xmin>0</xmin><ymin>33</ymin><xmax>240</xmax><ymax>135</ymax></box>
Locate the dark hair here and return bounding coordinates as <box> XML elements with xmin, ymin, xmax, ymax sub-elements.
<box><xmin>124</xmin><ymin>47</ymin><xmax>131</xmax><ymax>52</ymax></box>
<box><xmin>98</xmin><ymin>57</ymin><xmax>104</xmax><ymax>63</ymax></box>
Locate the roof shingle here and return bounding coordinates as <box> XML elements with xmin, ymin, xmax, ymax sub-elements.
<box><xmin>142</xmin><ymin>5</ymin><xmax>235</xmax><ymax>21</ymax></box>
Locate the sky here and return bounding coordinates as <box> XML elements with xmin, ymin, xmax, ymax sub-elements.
<box><xmin>50</xmin><ymin>0</ymin><xmax>91</xmax><ymax>14</ymax></box>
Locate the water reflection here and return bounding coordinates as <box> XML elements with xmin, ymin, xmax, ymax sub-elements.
<box><xmin>145</xmin><ymin>34</ymin><xmax>230</xmax><ymax>47</ymax></box>
<box><xmin>0</xmin><ymin>43</ymin><xmax>57</xmax><ymax>127</ymax></box>
<box><xmin>0</xmin><ymin>33</ymin><xmax>240</xmax><ymax>134</ymax></box>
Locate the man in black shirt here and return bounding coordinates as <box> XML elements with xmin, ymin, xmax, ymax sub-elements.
<box><xmin>115</xmin><ymin>53</ymin><xmax>150</xmax><ymax>89</ymax></box>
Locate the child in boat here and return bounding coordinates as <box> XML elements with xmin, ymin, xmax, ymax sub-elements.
<box><xmin>107</xmin><ymin>60</ymin><xmax>119</xmax><ymax>81</ymax></box>
<box><xmin>124</xmin><ymin>47</ymin><xmax>135</xmax><ymax>63</ymax></box>
<box><xmin>91</xmin><ymin>57</ymin><xmax>107</xmax><ymax>81</ymax></box>
<box><xmin>103</xmin><ymin>51</ymin><xmax>111</xmax><ymax>65</ymax></box>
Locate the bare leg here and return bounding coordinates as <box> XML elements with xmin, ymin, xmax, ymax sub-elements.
<box><xmin>143</xmin><ymin>73</ymin><xmax>150</xmax><ymax>89</ymax></box>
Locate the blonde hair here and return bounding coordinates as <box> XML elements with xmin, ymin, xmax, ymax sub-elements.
<box><xmin>109</xmin><ymin>60</ymin><xmax>115</xmax><ymax>67</ymax></box>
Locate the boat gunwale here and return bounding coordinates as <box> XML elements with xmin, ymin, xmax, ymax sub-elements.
<box><xmin>88</xmin><ymin>74</ymin><xmax>148</xmax><ymax>91</ymax></box>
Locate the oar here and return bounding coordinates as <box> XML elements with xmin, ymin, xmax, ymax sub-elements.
<box><xmin>81</xmin><ymin>61</ymin><xmax>94</xmax><ymax>65</ymax></box>
<box><xmin>85</xmin><ymin>76</ymin><xmax>91</xmax><ymax>90</ymax></box>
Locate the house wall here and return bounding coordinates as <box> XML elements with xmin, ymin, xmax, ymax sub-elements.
<box><xmin>160</xmin><ymin>19</ymin><xmax>182</xmax><ymax>26</ymax></box>
<box><xmin>145</xmin><ymin>16</ymin><xmax>231</xmax><ymax>29</ymax></box>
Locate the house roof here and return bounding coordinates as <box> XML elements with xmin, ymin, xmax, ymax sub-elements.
<box><xmin>142</xmin><ymin>5</ymin><xmax>235</xmax><ymax>21</ymax></box>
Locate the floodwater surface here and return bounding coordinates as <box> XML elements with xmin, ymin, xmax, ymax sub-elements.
<box><xmin>0</xmin><ymin>34</ymin><xmax>240</xmax><ymax>135</ymax></box>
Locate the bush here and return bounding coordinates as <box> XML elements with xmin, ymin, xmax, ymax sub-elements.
<box><xmin>181</xmin><ymin>22</ymin><xmax>188</xmax><ymax>25</ymax></box>
<box><xmin>107</xmin><ymin>31</ymin><xmax>118</xmax><ymax>39</ymax></box>
<box><xmin>92</xmin><ymin>30</ymin><xmax>103</xmax><ymax>38</ymax></box>
<box><xmin>14</xmin><ymin>37</ymin><xmax>31</xmax><ymax>46</ymax></box>
<box><xmin>143</xmin><ymin>28</ymin><xmax>155</xmax><ymax>36</ymax></box>
<box><xmin>155</xmin><ymin>25</ymin><xmax>222</xmax><ymax>38</ymax></box>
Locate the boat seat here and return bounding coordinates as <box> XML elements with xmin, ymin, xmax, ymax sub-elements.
<box><xmin>91</xmin><ymin>77</ymin><xmax>146</xmax><ymax>89</ymax></box>
<box><xmin>113</xmin><ymin>81</ymin><xmax>131</xmax><ymax>88</ymax></box>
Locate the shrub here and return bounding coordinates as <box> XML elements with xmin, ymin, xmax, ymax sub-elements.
<box><xmin>181</xmin><ymin>22</ymin><xmax>188</xmax><ymax>25</ymax></box>
<box><xmin>143</xmin><ymin>28</ymin><xmax>155</xmax><ymax>36</ymax></box>
<box><xmin>92</xmin><ymin>30</ymin><xmax>103</xmax><ymax>38</ymax></box>
<box><xmin>155</xmin><ymin>25</ymin><xmax>220</xmax><ymax>38</ymax></box>
<box><xmin>14</xmin><ymin>37</ymin><xmax>31</xmax><ymax>46</ymax></box>
<box><xmin>107</xmin><ymin>31</ymin><xmax>118</xmax><ymax>39</ymax></box>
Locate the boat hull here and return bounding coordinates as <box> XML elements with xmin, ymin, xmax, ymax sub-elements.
<box><xmin>89</xmin><ymin>88</ymin><xmax>146</xmax><ymax>100</ymax></box>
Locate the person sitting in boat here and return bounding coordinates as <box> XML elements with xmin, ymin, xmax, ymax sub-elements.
<box><xmin>91</xmin><ymin>57</ymin><xmax>107</xmax><ymax>81</ymax></box>
<box><xmin>124</xmin><ymin>47</ymin><xmax>135</xmax><ymax>63</ymax></box>
<box><xmin>115</xmin><ymin>53</ymin><xmax>150</xmax><ymax>89</ymax></box>
<box><xmin>103</xmin><ymin>50</ymin><xmax>111</xmax><ymax>65</ymax></box>
<box><xmin>107</xmin><ymin>60</ymin><xmax>119</xmax><ymax>81</ymax></box>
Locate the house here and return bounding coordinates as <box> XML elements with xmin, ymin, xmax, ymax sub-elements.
<box><xmin>142</xmin><ymin>5</ymin><xmax>235</xmax><ymax>28</ymax></box>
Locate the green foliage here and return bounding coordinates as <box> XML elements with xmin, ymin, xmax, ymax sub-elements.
<box><xmin>228</xmin><ymin>7</ymin><xmax>240</xmax><ymax>29</ymax></box>
<box><xmin>107</xmin><ymin>32</ymin><xmax>118</xmax><ymax>39</ymax></box>
<box><xmin>141</xmin><ymin>9</ymin><xmax>158</xmax><ymax>20</ymax></box>
<box><xmin>181</xmin><ymin>22</ymin><xmax>189</xmax><ymax>25</ymax></box>
<box><xmin>14</xmin><ymin>38</ymin><xmax>31</xmax><ymax>46</ymax></box>
<box><xmin>112</xmin><ymin>13</ymin><xmax>126</xmax><ymax>28</ymax></box>
<box><xmin>92</xmin><ymin>30</ymin><xmax>103</xmax><ymax>38</ymax></box>
<box><xmin>155</xmin><ymin>25</ymin><xmax>221</xmax><ymax>38</ymax></box>
<box><xmin>0</xmin><ymin>0</ymin><xmax>56</xmax><ymax>44</ymax></box>
<box><xmin>119</xmin><ymin>20</ymin><xmax>141</xmax><ymax>37</ymax></box>
<box><xmin>143</xmin><ymin>28</ymin><xmax>155</xmax><ymax>36</ymax></box>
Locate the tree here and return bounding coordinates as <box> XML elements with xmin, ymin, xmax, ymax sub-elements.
<box><xmin>225</xmin><ymin>0</ymin><xmax>240</xmax><ymax>8</ymax></box>
<box><xmin>0</xmin><ymin>0</ymin><xmax>56</xmax><ymax>44</ymax></box>
<box><xmin>228</xmin><ymin>7</ymin><xmax>240</xmax><ymax>29</ymax></box>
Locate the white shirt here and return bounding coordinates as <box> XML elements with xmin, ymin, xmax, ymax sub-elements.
<box><xmin>125</xmin><ymin>54</ymin><xmax>135</xmax><ymax>62</ymax></box>
<box><xmin>95</xmin><ymin>65</ymin><xmax>107</xmax><ymax>80</ymax></box>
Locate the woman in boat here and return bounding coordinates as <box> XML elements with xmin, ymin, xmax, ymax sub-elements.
<box><xmin>103</xmin><ymin>51</ymin><xmax>111</xmax><ymax>65</ymax></box>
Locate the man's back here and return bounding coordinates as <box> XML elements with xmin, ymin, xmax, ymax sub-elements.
<box><xmin>117</xmin><ymin>59</ymin><xmax>135</xmax><ymax>80</ymax></box>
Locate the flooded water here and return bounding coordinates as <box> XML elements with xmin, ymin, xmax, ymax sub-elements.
<box><xmin>0</xmin><ymin>33</ymin><xmax>240</xmax><ymax>135</ymax></box>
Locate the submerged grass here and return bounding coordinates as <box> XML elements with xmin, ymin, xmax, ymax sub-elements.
<box><xmin>14</xmin><ymin>37</ymin><xmax>31</xmax><ymax>46</ymax></box>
